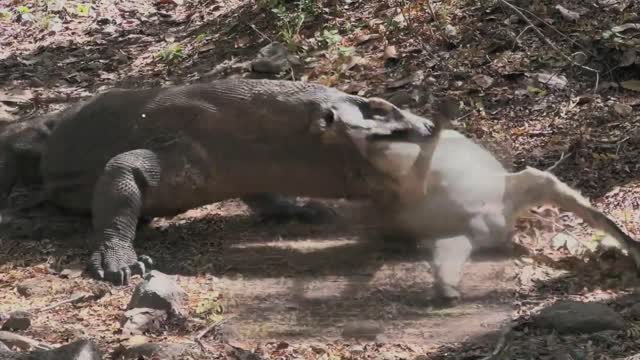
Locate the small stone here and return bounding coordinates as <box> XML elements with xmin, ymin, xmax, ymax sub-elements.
<box><xmin>534</xmin><ymin>72</ymin><xmax>568</xmax><ymax>90</ymax></box>
<box><xmin>251</xmin><ymin>42</ymin><xmax>290</xmax><ymax>74</ymax></box>
<box><xmin>121</xmin><ymin>308</ymin><xmax>168</xmax><ymax>335</ymax></box>
<box><xmin>1</xmin><ymin>311</ymin><xmax>32</xmax><ymax>331</ymax></box>
<box><xmin>613</xmin><ymin>103</ymin><xmax>633</xmax><ymax>118</ymax></box>
<box><xmin>551</xmin><ymin>232</ymin><xmax>586</xmax><ymax>254</ymax></box>
<box><xmin>127</xmin><ymin>270</ymin><xmax>187</xmax><ymax>318</ymax></box>
<box><xmin>534</xmin><ymin>301</ymin><xmax>626</xmax><ymax>334</ymax></box>
<box><xmin>60</xmin><ymin>267</ymin><xmax>84</xmax><ymax>279</ymax></box>
<box><xmin>342</xmin><ymin>320</ymin><xmax>382</xmax><ymax>341</ymax></box>
<box><xmin>472</xmin><ymin>74</ymin><xmax>494</xmax><ymax>89</ymax></box>
<box><xmin>444</xmin><ymin>24</ymin><xmax>457</xmax><ymax>37</ymax></box>
<box><xmin>387</xmin><ymin>90</ymin><xmax>415</xmax><ymax>107</ymax></box>
<box><xmin>16</xmin><ymin>277</ymin><xmax>55</xmax><ymax>298</ymax></box>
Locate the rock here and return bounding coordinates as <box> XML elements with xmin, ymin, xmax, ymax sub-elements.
<box><xmin>444</xmin><ymin>24</ymin><xmax>457</xmax><ymax>37</ymax></box>
<box><xmin>127</xmin><ymin>271</ymin><xmax>187</xmax><ymax>318</ymax></box>
<box><xmin>342</xmin><ymin>320</ymin><xmax>382</xmax><ymax>341</ymax></box>
<box><xmin>251</xmin><ymin>42</ymin><xmax>290</xmax><ymax>74</ymax></box>
<box><xmin>16</xmin><ymin>278</ymin><xmax>57</xmax><ymax>298</ymax></box>
<box><xmin>551</xmin><ymin>232</ymin><xmax>587</xmax><ymax>255</ymax></box>
<box><xmin>472</xmin><ymin>74</ymin><xmax>494</xmax><ymax>89</ymax></box>
<box><xmin>534</xmin><ymin>301</ymin><xmax>626</xmax><ymax>334</ymax></box>
<box><xmin>387</xmin><ymin>90</ymin><xmax>415</xmax><ymax>107</ymax></box>
<box><xmin>1</xmin><ymin>311</ymin><xmax>32</xmax><ymax>331</ymax></box>
<box><xmin>60</xmin><ymin>267</ymin><xmax>84</xmax><ymax>279</ymax></box>
<box><xmin>121</xmin><ymin>308</ymin><xmax>168</xmax><ymax>335</ymax></box>
<box><xmin>534</xmin><ymin>72</ymin><xmax>568</xmax><ymax>90</ymax></box>
<box><xmin>613</xmin><ymin>103</ymin><xmax>633</xmax><ymax>118</ymax></box>
<box><xmin>6</xmin><ymin>339</ymin><xmax>102</xmax><ymax>360</ymax></box>
<box><xmin>114</xmin><ymin>342</ymin><xmax>194</xmax><ymax>360</ymax></box>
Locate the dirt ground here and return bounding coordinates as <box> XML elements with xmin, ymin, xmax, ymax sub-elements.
<box><xmin>2</xmin><ymin>0</ymin><xmax>640</xmax><ymax>358</ymax></box>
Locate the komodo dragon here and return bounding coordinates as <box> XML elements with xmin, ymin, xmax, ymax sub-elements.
<box><xmin>379</xmin><ymin>129</ymin><xmax>640</xmax><ymax>301</ymax></box>
<box><xmin>0</xmin><ymin>78</ymin><xmax>442</xmax><ymax>285</ymax></box>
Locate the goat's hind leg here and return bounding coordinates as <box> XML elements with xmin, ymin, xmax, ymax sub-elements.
<box><xmin>424</xmin><ymin>235</ymin><xmax>473</xmax><ymax>303</ymax></box>
<box><xmin>506</xmin><ymin>166</ymin><xmax>640</xmax><ymax>269</ymax></box>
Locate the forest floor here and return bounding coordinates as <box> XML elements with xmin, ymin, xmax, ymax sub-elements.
<box><xmin>2</xmin><ymin>0</ymin><xmax>640</xmax><ymax>359</ymax></box>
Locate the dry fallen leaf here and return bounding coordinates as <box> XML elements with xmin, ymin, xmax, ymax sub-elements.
<box><xmin>555</xmin><ymin>5</ymin><xmax>580</xmax><ymax>21</ymax></box>
<box><xmin>383</xmin><ymin>45</ymin><xmax>398</xmax><ymax>61</ymax></box>
<box><xmin>386</xmin><ymin>71</ymin><xmax>424</xmax><ymax>89</ymax></box>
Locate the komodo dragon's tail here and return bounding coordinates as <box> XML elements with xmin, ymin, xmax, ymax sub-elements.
<box><xmin>506</xmin><ymin>166</ymin><xmax>640</xmax><ymax>270</ymax></box>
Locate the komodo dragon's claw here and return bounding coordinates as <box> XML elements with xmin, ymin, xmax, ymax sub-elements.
<box><xmin>88</xmin><ymin>246</ymin><xmax>153</xmax><ymax>286</ymax></box>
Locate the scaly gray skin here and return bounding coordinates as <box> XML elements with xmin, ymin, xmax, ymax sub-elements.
<box><xmin>382</xmin><ymin>129</ymin><xmax>640</xmax><ymax>303</ymax></box>
<box><xmin>0</xmin><ymin>114</ymin><xmax>59</xmax><ymax>208</ymax></box>
<box><xmin>2</xmin><ymin>79</ymin><xmax>440</xmax><ymax>285</ymax></box>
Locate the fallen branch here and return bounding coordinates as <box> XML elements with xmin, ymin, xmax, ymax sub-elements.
<box><xmin>35</xmin><ymin>292</ymin><xmax>93</xmax><ymax>313</ymax></box>
<box><xmin>545</xmin><ymin>151</ymin><xmax>573</xmax><ymax>173</ymax></box>
<box><xmin>0</xmin><ymin>331</ymin><xmax>53</xmax><ymax>351</ymax></box>
<box><xmin>497</xmin><ymin>0</ymin><xmax>600</xmax><ymax>93</ymax></box>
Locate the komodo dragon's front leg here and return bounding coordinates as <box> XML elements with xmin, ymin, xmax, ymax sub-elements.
<box><xmin>89</xmin><ymin>149</ymin><xmax>158</xmax><ymax>285</ymax></box>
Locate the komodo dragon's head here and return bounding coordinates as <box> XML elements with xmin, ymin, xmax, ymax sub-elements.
<box><xmin>0</xmin><ymin>114</ymin><xmax>57</xmax><ymax>207</ymax></box>
<box><xmin>311</xmin><ymin>95</ymin><xmax>447</xmax><ymax>203</ymax></box>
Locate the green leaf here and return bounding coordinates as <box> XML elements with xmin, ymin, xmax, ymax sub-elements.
<box><xmin>76</xmin><ymin>3</ymin><xmax>90</xmax><ymax>17</ymax></box>
<box><xmin>527</xmin><ymin>85</ymin><xmax>547</xmax><ymax>96</ymax></box>
<box><xmin>621</xmin><ymin>80</ymin><xmax>640</xmax><ymax>92</ymax></box>
<box><xmin>16</xmin><ymin>6</ymin><xmax>31</xmax><ymax>14</ymax></box>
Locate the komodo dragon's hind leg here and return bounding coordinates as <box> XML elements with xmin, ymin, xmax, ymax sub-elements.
<box><xmin>242</xmin><ymin>193</ymin><xmax>338</xmax><ymax>224</ymax></box>
<box><xmin>88</xmin><ymin>149</ymin><xmax>158</xmax><ymax>285</ymax></box>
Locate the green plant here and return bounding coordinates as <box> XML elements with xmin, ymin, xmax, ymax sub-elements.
<box><xmin>272</xmin><ymin>5</ymin><xmax>305</xmax><ymax>47</ymax></box>
<box><xmin>261</xmin><ymin>0</ymin><xmax>320</xmax><ymax>48</ymax></box>
<box><xmin>337</xmin><ymin>46</ymin><xmax>355</xmax><ymax>58</ymax></box>
<box><xmin>195</xmin><ymin>292</ymin><xmax>224</xmax><ymax>321</ymax></box>
<box><xmin>157</xmin><ymin>43</ymin><xmax>185</xmax><ymax>63</ymax></box>
<box><xmin>16</xmin><ymin>5</ymin><xmax>31</xmax><ymax>14</ymax></box>
<box><xmin>195</xmin><ymin>32</ymin><xmax>208</xmax><ymax>42</ymax></box>
<box><xmin>76</xmin><ymin>3</ymin><xmax>91</xmax><ymax>17</ymax></box>
<box><xmin>318</xmin><ymin>29</ymin><xmax>342</xmax><ymax>47</ymax></box>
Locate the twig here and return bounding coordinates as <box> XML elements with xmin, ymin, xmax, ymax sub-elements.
<box><xmin>480</xmin><ymin>322</ymin><xmax>514</xmax><ymax>360</ymax></box>
<box><xmin>513</xmin><ymin>5</ymin><xmax>597</xmax><ymax>58</ymax></box>
<box><xmin>0</xmin><ymin>331</ymin><xmax>53</xmax><ymax>351</ymax></box>
<box><xmin>247</xmin><ymin>23</ymin><xmax>271</xmax><ymax>42</ymax></box>
<box><xmin>35</xmin><ymin>292</ymin><xmax>93</xmax><ymax>312</ymax></box>
<box><xmin>545</xmin><ymin>151</ymin><xmax>573</xmax><ymax>173</ymax></box>
<box><xmin>497</xmin><ymin>0</ymin><xmax>600</xmax><ymax>94</ymax></box>
<box><xmin>513</xmin><ymin>24</ymin><xmax>533</xmax><ymax>49</ymax></box>
<box><xmin>616</xmin><ymin>136</ymin><xmax>630</xmax><ymax>156</ymax></box>
<box><xmin>426</xmin><ymin>0</ymin><xmax>439</xmax><ymax>25</ymax></box>
<box><xmin>193</xmin><ymin>319</ymin><xmax>228</xmax><ymax>353</ymax></box>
